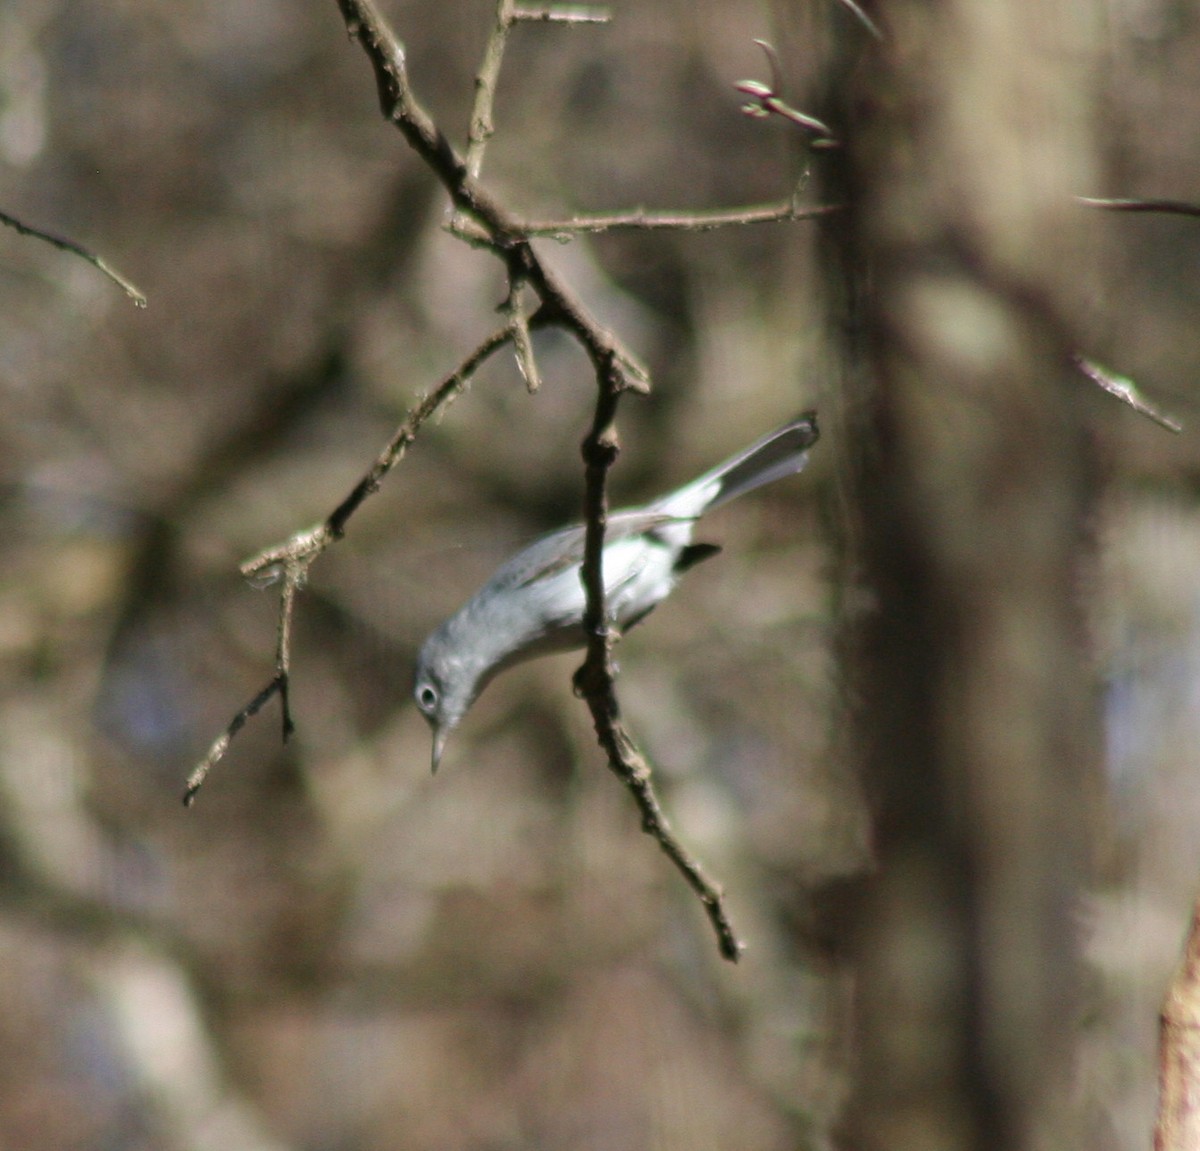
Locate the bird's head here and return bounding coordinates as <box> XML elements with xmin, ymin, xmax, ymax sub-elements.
<box><xmin>413</xmin><ymin>633</ymin><xmax>479</xmax><ymax>773</ymax></box>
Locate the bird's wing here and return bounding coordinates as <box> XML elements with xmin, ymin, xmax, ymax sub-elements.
<box><xmin>505</xmin><ymin>513</ymin><xmax>679</xmax><ymax>591</ymax></box>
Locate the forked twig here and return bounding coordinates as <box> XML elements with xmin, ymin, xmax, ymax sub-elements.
<box><xmin>503</xmin><ymin>276</ymin><xmax>542</xmax><ymax>392</ymax></box>
<box><xmin>336</xmin><ymin>0</ymin><xmax>744</xmax><ymax>960</ymax></box>
<box><xmin>736</xmin><ymin>40</ymin><xmax>837</xmax><ymax>145</ymax></box>
<box><xmin>183</xmin><ymin>324</ymin><xmax>512</xmax><ymax>804</ymax></box>
<box><xmin>189</xmin><ymin>0</ymin><xmax>825</xmax><ymax>960</ymax></box>
<box><xmin>182</xmin><ymin>567</ymin><xmax>299</xmax><ymax>806</ymax></box>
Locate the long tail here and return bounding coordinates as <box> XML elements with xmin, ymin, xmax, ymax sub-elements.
<box><xmin>652</xmin><ymin>411</ymin><xmax>819</xmax><ymax>519</ymax></box>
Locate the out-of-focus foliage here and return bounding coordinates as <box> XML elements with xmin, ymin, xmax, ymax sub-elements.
<box><xmin>0</xmin><ymin>0</ymin><xmax>1196</xmax><ymax>1148</ymax></box>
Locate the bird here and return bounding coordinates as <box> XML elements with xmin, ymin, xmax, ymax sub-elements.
<box><xmin>414</xmin><ymin>411</ymin><xmax>819</xmax><ymax>771</ymax></box>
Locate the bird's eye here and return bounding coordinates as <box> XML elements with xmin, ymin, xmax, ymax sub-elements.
<box><xmin>415</xmin><ymin>683</ymin><xmax>439</xmax><ymax>715</ymax></box>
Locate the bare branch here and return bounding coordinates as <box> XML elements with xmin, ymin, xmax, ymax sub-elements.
<box><xmin>183</xmin><ymin>546</ymin><xmax>302</xmax><ymax>805</ymax></box>
<box><xmin>192</xmin><ymin>0</ymin><xmax>791</xmax><ymax>958</ymax></box>
<box><xmin>241</xmin><ymin>322</ymin><xmax>512</xmax><ymax>579</ymax></box>
<box><xmin>1156</xmin><ymin>891</ymin><xmax>1200</xmax><ymax>1151</ymax></box>
<box><xmin>1072</xmin><ymin>354</ymin><xmax>1183</xmax><ymax>433</ymax></box>
<box><xmin>275</xmin><ymin>567</ymin><xmax>299</xmax><ymax>742</ymax></box>
<box><xmin>182</xmin><ymin>676</ymin><xmax>286</xmax><ymax>806</ymax></box>
<box><xmin>573</xmin><ymin>397</ymin><xmax>743</xmax><ymax>962</ymax></box>
<box><xmin>334</xmin><ymin>0</ymin><xmax>648</xmax><ymax>390</ymax></box>
<box><xmin>459</xmin><ymin>0</ymin><xmax>609</xmax><ymax>238</ymax></box>
<box><xmin>334</xmin><ymin>0</ymin><xmax>771</xmax><ymax>961</ymax></box>
<box><xmin>1078</xmin><ymin>196</ymin><xmax>1200</xmax><ymax>218</ymax></box>
<box><xmin>327</xmin><ymin>325</ymin><xmax>515</xmax><ymax>538</ymax></box>
<box><xmin>834</xmin><ymin>0</ymin><xmax>883</xmax><ymax>40</ymax></box>
<box><xmin>516</xmin><ymin>198</ymin><xmax>840</xmax><ymax>237</ymax></box>
<box><xmin>513</xmin><ymin>5</ymin><xmax>611</xmax><ymax>23</ymax></box>
<box><xmin>327</xmin><ymin>0</ymin><xmax>759</xmax><ymax>959</ymax></box>
<box><xmin>0</xmin><ymin>207</ymin><xmax>147</xmax><ymax>307</ymax></box>
<box><xmin>465</xmin><ymin>0</ymin><xmax>519</xmax><ymax>181</ymax></box>
<box><xmin>736</xmin><ymin>41</ymin><xmax>837</xmax><ymax>144</ymax></box>
<box><xmin>503</xmin><ymin>277</ymin><xmax>542</xmax><ymax>392</ymax></box>
<box><xmin>184</xmin><ymin>324</ymin><xmax>513</xmax><ymax>803</ymax></box>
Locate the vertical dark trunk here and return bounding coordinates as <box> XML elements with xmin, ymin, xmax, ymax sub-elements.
<box><xmin>825</xmin><ymin>3</ymin><xmax>1103</xmax><ymax>1147</ymax></box>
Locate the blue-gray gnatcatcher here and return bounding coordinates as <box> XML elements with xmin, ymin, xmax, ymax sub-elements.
<box><xmin>414</xmin><ymin>411</ymin><xmax>819</xmax><ymax>771</ymax></box>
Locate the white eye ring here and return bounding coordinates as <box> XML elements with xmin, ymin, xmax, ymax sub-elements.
<box><xmin>416</xmin><ymin>684</ymin><xmax>438</xmax><ymax>713</ymax></box>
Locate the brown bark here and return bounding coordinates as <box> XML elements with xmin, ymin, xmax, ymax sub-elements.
<box><xmin>1156</xmin><ymin>895</ymin><xmax>1200</xmax><ymax>1151</ymax></box>
<box><xmin>830</xmin><ymin>2</ymin><xmax>1103</xmax><ymax>1147</ymax></box>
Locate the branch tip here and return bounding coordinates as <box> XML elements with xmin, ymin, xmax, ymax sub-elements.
<box><xmin>1073</xmin><ymin>354</ymin><xmax>1183</xmax><ymax>433</ymax></box>
<box><xmin>0</xmin><ymin>207</ymin><xmax>147</xmax><ymax>306</ymax></box>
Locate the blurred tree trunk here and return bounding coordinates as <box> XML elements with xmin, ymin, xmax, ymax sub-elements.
<box><xmin>826</xmin><ymin>2</ymin><xmax>1103</xmax><ymax>1148</ymax></box>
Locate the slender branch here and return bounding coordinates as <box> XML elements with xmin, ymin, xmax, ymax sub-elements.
<box><xmin>0</xmin><ymin>207</ymin><xmax>146</xmax><ymax>307</ymax></box>
<box><xmin>464</xmin><ymin>0</ymin><xmax>516</xmax><ymax>192</ymax></box>
<box><xmin>276</xmin><ymin>569</ymin><xmax>299</xmax><ymax>741</ymax></box>
<box><xmin>573</xmin><ymin>385</ymin><xmax>743</xmax><ymax>961</ymax></box>
<box><xmin>334</xmin><ymin>0</ymin><xmax>647</xmax><ymax>390</ymax></box>
<box><xmin>465</xmin><ymin>1</ymin><xmax>610</xmax><ymax>182</ymax></box>
<box><xmin>736</xmin><ymin>40</ymin><xmax>837</xmax><ymax>144</ymax></box>
<box><xmin>186</xmin><ymin>554</ymin><xmax>301</xmax><ymax>804</ymax></box>
<box><xmin>192</xmin><ymin>0</ymin><xmax>776</xmax><ymax>958</ymax></box>
<box><xmin>328</xmin><ymin>325</ymin><xmax>513</xmax><ymax>539</ymax></box>
<box><xmin>1078</xmin><ymin>196</ymin><xmax>1200</xmax><ymax>217</ymax></box>
<box><xmin>516</xmin><ymin>198</ymin><xmax>840</xmax><ymax>237</ymax></box>
<box><xmin>1072</xmin><ymin>354</ymin><xmax>1183</xmax><ymax>433</ymax></box>
<box><xmin>241</xmin><ymin>321</ymin><xmax>511</xmax><ymax>577</ymax></box>
<box><xmin>335</xmin><ymin>0</ymin><xmax>749</xmax><ymax>958</ymax></box>
<box><xmin>183</xmin><ymin>324</ymin><xmax>513</xmax><ymax>803</ymax></box>
<box><xmin>514</xmin><ymin>5</ymin><xmax>611</xmax><ymax>22</ymax></box>
<box><xmin>503</xmin><ymin>276</ymin><xmax>542</xmax><ymax>392</ymax></box>
<box><xmin>329</xmin><ymin>0</ymin><xmax>757</xmax><ymax>960</ymax></box>
<box><xmin>834</xmin><ymin>0</ymin><xmax>883</xmax><ymax>40</ymax></box>
<box><xmin>183</xmin><ymin>677</ymin><xmax>286</xmax><ymax>806</ymax></box>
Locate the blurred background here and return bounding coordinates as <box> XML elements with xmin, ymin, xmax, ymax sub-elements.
<box><xmin>0</xmin><ymin>0</ymin><xmax>1196</xmax><ymax>1148</ymax></box>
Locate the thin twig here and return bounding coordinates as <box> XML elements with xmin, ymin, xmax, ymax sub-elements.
<box><xmin>183</xmin><ymin>677</ymin><xmax>286</xmax><ymax>806</ymax></box>
<box><xmin>503</xmin><ymin>277</ymin><xmax>542</xmax><ymax>392</ymax></box>
<box><xmin>1078</xmin><ymin>196</ymin><xmax>1200</xmax><ymax>217</ymax></box>
<box><xmin>333</xmin><ymin>0</ymin><xmax>746</xmax><ymax>959</ymax></box>
<box><xmin>327</xmin><ymin>325</ymin><xmax>514</xmax><ymax>539</ymax></box>
<box><xmin>276</xmin><ymin>569</ymin><xmax>299</xmax><ymax>742</ymax></box>
<box><xmin>193</xmin><ymin>0</ymin><xmax>773</xmax><ymax>958</ymax></box>
<box><xmin>573</xmin><ymin>386</ymin><xmax>743</xmax><ymax>962</ymax></box>
<box><xmin>513</xmin><ymin>5</ymin><xmax>611</xmax><ymax>22</ymax></box>
<box><xmin>183</xmin><ymin>324</ymin><xmax>512</xmax><ymax>803</ymax></box>
<box><xmin>464</xmin><ymin>1</ymin><xmax>610</xmax><ymax>180</ymax></box>
<box><xmin>465</xmin><ymin>0</ymin><xmax>518</xmax><ymax>182</ymax></box>
<box><xmin>1072</xmin><ymin>354</ymin><xmax>1183</xmax><ymax>433</ymax></box>
<box><xmin>0</xmin><ymin>207</ymin><xmax>147</xmax><ymax>307</ymax></box>
<box><xmin>241</xmin><ymin>322</ymin><xmax>511</xmax><ymax>579</ymax></box>
<box><xmin>334</xmin><ymin>0</ymin><xmax>648</xmax><ymax>390</ymax></box>
<box><xmin>736</xmin><ymin>40</ymin><xmax>837</xmax><ymax>144</ymax></box>
<box><xmin>834</xmin><ymin>0</ymin><xmax>883</xmax><ymax>40</ymax></box>
<box><xmin>182</xmin><ymin>562</ymin><xmax>300</xmax><ymax>804</ymax></box>
<box><xmin>517</xmin><ymin>199</ymin><xmax>840</xmax><ymax>237</ymax></box>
